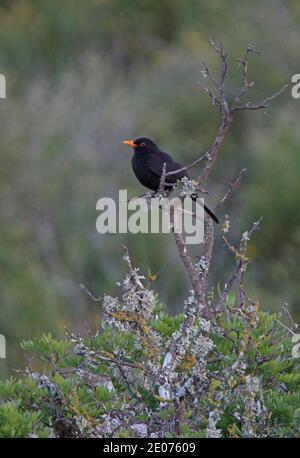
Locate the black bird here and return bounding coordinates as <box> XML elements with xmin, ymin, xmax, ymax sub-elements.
<box><xmin>122</xmin><ymin>137</ymin><xmax>219</xmax><ymax>224</ymax></box>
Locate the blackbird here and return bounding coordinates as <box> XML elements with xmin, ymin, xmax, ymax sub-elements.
<box><xmin>122</xmin><ymin>137</ymin><xmax>219</xmax><ymax>224</ymax></box>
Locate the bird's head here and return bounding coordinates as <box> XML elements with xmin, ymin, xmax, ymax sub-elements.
<box><xmin>122</xmin><ymin>137</ymin><xmax>158</xmax><ymax>153</ymax></box>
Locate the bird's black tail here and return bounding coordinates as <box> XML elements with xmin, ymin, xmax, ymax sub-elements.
<box><xmin>191</xmin><ymin>193</ymin><xmax>219</xmax><ymax>224</ymax></box>
<box><xmin>204</xmin><ymin>204</ymin><xmax>219</xmax><ymax>224</ymax></box>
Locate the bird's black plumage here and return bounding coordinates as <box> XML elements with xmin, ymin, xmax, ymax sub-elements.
<box><xmin>123</xmin><ymin>137</ymin><xmax>219</xmax><ymax>224</ymax></box>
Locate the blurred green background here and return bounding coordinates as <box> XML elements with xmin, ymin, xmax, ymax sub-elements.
<box><xmin>0</xmin><ymin>0</ymin><xmax>299</xmax><ymax>377</ymax></box>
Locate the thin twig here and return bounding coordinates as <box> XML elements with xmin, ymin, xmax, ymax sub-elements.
<box><xmin>122</xmin><ymin>245</ymin><xmax>144</xmax><ymax>289</ymax></box>
<box><xmin>282</xmin><ymin>302</ymin><xmax>298</xmax><ymax>331</ymax></box>
<box><xmin>202</xmin><ymin>60</ymin><xmax>219</xmax><ymax>88</ymax></box>
<box><xmin>215</xmin><ymin>217</ymin><xmax>262</xmax><ymax>312</ymax></box>
<box><xmin>216</xmin><ymin>168</ymin><xmax>247</xmax><ymax>209</ymax></box>
<box><xmin>232</xmin><ymin>83</ymin><xmax>289</xmax><ymax>112</ymax></box>
<box><xmin>214</xmin><ymin>260</ymin><xmax>242</xmax><ymax>312</ymax></box>
<box><xmin>197</xmin><ymin>80</ymin><xmax>221</xmax><ymax>110</ymax></box>
<box><xmin>80</xmin><ymin>284</ymin><xmax>101</xmax><ymax>302</ymax></box>
<box><xmin>200</xmin><ymin>217</ymin><xmax>214</xmax><ymax>288</ymax></box>
<box><xmin>159</xmin><ymin>162</ymin><xmax>167</xmax><ymax>192</ymax></box>
<box><xmin>231</xmin><ymin>44</ymin><xmax>262</xmax><ymax>112</ymax></box>
<box><xmin>165</xmin><ymin>152</ymin><xmax>209</xmax><ymax>177</ymax></box>
<box><xmin>275</xmin><ymin>319</ymin><xmax>296</xmax><ymax>336</ymax></box>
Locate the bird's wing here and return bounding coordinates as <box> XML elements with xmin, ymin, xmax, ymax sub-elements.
<box><xmin>149</xmin><ymin>152</ymin><xmax>187</xmax><ymax>184</ymax></box>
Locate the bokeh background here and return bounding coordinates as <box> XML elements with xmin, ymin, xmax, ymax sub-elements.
<box><xmin>0</xmin><ymin>0</ymin><xmax>299</xmax><ymax>377</ymax></box>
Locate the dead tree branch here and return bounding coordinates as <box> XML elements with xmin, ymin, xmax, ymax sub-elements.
<box><xmin>159</xmin><ymin>162</ymin><xmax>167</xmax><ymax>193</ymax></box>
<box><xmin>167</xmin><ymin>40</ymin><xmax>285</xmax><ymax>323</ymax></box>
<box><xmin>215</xmin><ymin>217</ymin><xmax>262</xmax><ymax>312</ymax></box>
<box><xmin>80</xmin><ymin>284</ymin><xmax>101</xmax><ymax>302</ymax></box>
<box><xmin>231</xmin><ymin>44</ymin><xmax>261</xmax><ymax>112</ymax></box>
<box><xmin>170</xmin><ymin>205</ymin><xmax>207</xmax><ymax>315</ymax></box>
<box><xmin>216</xmin><ymin>168</ymin><xmax>247</xmax><ymax>210</ymax></box>
<box><xmin>165</xmin><ymin>152</ymin><xmax>209</xmax><ymax>177</ymax></box>
<box><xmin>231</xmin><ymin>83</ymin><xmax>289</xmax><ymax>112</ymax></box>
<box><xmin>159</xmin><ymin>41</ymin><xmax>287</xmax><ymax>189</ymax></box>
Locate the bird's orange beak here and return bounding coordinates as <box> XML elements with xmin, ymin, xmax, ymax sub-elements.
<box><xmin>122</xmin><ymin>140</ymin><xmax>137</xmax><ymax>148</ymax></box>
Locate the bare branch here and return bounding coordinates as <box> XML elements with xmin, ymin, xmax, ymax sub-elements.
<box><xmin>194</xmin><ymin>40</ymin><xmax>232</xmax><ymax>187</ymax></box>
<box><xmin>245</xmin><ymin>216</ymin><xmax>263</xmax><ymax>241</ymax></box>
<box><xmin>197</xmin><ymin>41</ymin><xmax>229</xmax><ymax>112</ymax></box>
<box><xmin>282</xmin><ymin>302</ymin><xmax>298</xmax><ymax>331</ymax></box>
<box><xmin>232</xmin><ymin>83</ymin><xmax>289</xmax><ymax>112</ymax></box>
<box><xmin>159</xmin><ymin>162</ymin><xmax>167</xmax><ymax>193</ymax></box>
<box><xmin>196</xmin><ymin>117</ymin><xmax>231</xmax><ymax>187</ymax></box>
<box><xmin>165</xmin><ymin>151</ymin><xmax>209</xmax><ymax>177</ymax></box>
<box><xmin>80</xmin><ymin>283</ymin><xmax>101</xmax><ymax>302</ymax></box>
<box><xmin>216</xmin><ymin>168</ymin><xmax>247</xmax><ymax>209</ymax></box>
<box><xmin>195</xmin><ymin>42</ymin><xmax>287</xmax><ymax>189</ymax></box>
<box><xmin>201</xmin><ymin>60</ymin><xmax>219</xmax><ymax>89</ymax></box>
<box><xmin>214</xmin><ymin>260</ymin><xmax>242</xmax><ymax>313</ymax></box>
<box><xmin>197</xmin><ymin>79</ymin><xmax>221</xmax><ymax>110</ymax></box>
<box><xmin>275</xmin><ymin>318</ymin><xmax>297</xmax><ymax>336</ymax></box>
<box><xmin>208</xmin><ymin>38</ymin><xmax>229</xmax><ymax>113</ymax></box>
<box><xmin>237</xmin><ymin>269</ymin><xmax>246</xmax><ymax>308</ymax></box>
<box><xmin>231</xmin><ymin>44</ymin><xmax>262</xmax><ymax>112</ymax></box>
<box><xmin>160</xmin><ymin>43</ymin><xmax>286</xmax><ymax>342</ymax></box>
<box><xmin>147</xmin><ymin>255</ymin><xmax>177</xmax><ymax>282</ymax></box>
<box><xmin>215</xmin><ymin>217</ymin><xmax>262</xmax><ymax>312</ymax></box>
<box><xmin>122</xmin><ymin>245</ymin><xmax>145</xmax><ymax>289</ymax></box>
<box><xmin>97</xmin><ymin>351</ymin><xmax>145</xmax><ymax>371</ymax></box>
<box><xmin>170</xmin><ymin>205</ymin><xmax>208</xmax><ymax>315</ymax></box>
<box><xmin>199</xmin><ymin>217</ymin><xmax>214</xmax><ymax>289</ymax></box>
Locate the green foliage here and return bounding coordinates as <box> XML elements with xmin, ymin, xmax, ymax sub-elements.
<box><xmin>0</xmin><ymin>401</ymin><xmax>41</xmax><ymax>438</ymax></box>
<box><xmin>0</xmin><ymin>293</ymin><xmax>299</xmax><ymax>437</ymax></box>
<box><xmin>21</xmin><ymin>333</ymin><xmax>71</xmax><ymax>363</ymax></box>
<box><xmin>150</xmin><ymin>311</ymin><xmax>185</xmax><ymax>339</ymax></box>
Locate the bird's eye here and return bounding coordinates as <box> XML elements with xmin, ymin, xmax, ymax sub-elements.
<box><xmin>140</xmin><ymin>142</ymin><xmax>146</xmax><ymax>147</ymax></box>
